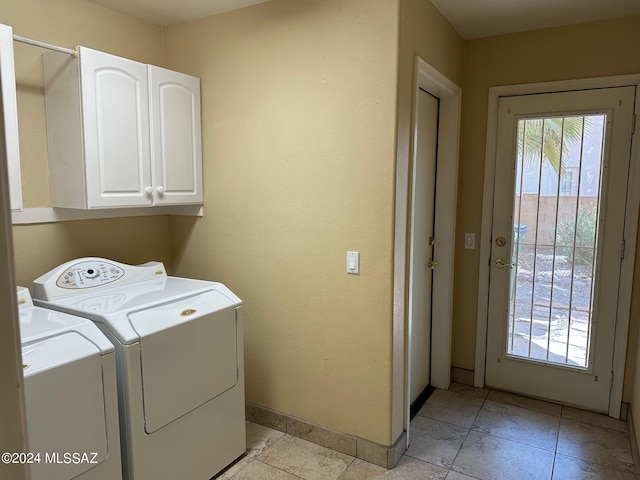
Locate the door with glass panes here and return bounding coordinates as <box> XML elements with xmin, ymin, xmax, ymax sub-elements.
<box><xmin>485</xmin><ymin>86</ymin><xmax>635</xmax><ymax>412</ymax></box>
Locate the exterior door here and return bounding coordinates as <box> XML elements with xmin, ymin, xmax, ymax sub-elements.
<box><xmin>485</xmin><ymin>86</ymin><xmax>635</xmax><ymax>412</ymax></box>
<box><xmin>409</xmin><ymin>89</ymin><xmax>438</xmax><ymax>405</ymax></box>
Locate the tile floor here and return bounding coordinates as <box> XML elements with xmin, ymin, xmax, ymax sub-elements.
<box><xmin>215</xmin><ymin>384</ymin><xmax>638</xmax><ymax>479</ymax></box>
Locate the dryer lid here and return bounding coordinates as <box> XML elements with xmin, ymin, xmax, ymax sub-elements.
<box><xmin>17</xmin><ymin>286</ymin><xmax>114</xmax><ymax>354</ymax></box>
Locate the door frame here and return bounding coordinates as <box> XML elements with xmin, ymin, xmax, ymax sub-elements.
<box><xmin>0</xmin><ymin>44</ymin><xmax>29</xmax><ymax>475</ymax></box>
<box><xmin>475</xmin><ymin>75</ymin><xmax>640</xmax><ymax>418</ymax></box>
<box><xmin>394</xmin><ymin>55</ymin><xmax>461</xmax><ymax>439</ymax></box>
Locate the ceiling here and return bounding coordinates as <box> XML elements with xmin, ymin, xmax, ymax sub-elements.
<box><xmin>89</xmin><ymin>0</ymin><xmax>640</xmax><ymax>39</ymax></box>
<box><xmin>88</xmin><ymin>0</ymin><xmax>271</xmax><ymax>27</ymax></box>
<box><xmin>430</xmin><ymin>0</ymin><xmax>640</xmax><ymax>39</ymax></box>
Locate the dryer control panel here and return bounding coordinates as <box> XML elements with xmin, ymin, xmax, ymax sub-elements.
<box><xmin>33</xmin><ymin>257</ymin><xmax>167</xmax><ymax>301</ymax></box>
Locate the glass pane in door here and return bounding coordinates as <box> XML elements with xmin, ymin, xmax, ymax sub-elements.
<box><xmin>507</xmin><ymin>114</ymin><xmax>606</xmax><ymax>369</ymax></box>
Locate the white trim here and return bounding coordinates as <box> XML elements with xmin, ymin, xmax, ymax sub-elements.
<box><xmin>475</xmin><ymin>86</ymin><xmax>500</xmax><ymax>388</ymax></box>
<box><xmin>0</xmin><ymin>37</ymin><xmax>29</xmax><ymax>471</ymax></box>
<box><xmin>417</xmin><ymin>60</ymin><xmax>461</xmax><ymax>390</ymax></box>
<box><xmin>475</xmin><ymin>74</ymin><xmax>640</xmax><ymax>417</ymax></box>
<box><xmin>0</xmin><ymin>24</ymin><xmax>23</xmax><ymax>212</ymax></box>
<box><xmin>612</xmin><ymin>87</ymin><xmax>640</xmax><ymax>417</ymax></box>
<box><xmin>11</xmin><ymin>205</ymin><xmax>203</xmax><ymax>225</ymax></box>
<box><xmin>396</xmin><ymin>56</ymin><xmax>461</xmax><ymax>435</ymax></box>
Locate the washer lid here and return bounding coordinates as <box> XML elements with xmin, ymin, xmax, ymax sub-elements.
<box><xmin>129</xmin><ymin>291</ymin><xmax>239</xmax><ymax>434</ymax></box>
<box><xmin>34</xmin><ymin>277</ymin><xmax>241</xmax><ymax>345</ymax></box>
<box><xmin>23</xmin><ymin>332</ymin><xmax>109</xmax><ymax>480</ymax></box>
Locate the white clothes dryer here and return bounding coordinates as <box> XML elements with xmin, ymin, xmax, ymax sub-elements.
<box><xmin>17</xmin><ymin>286</ymin><xmax>122</xmax><ymax>480</ymax></box>
<box><xmin>32</xmin><ymin>258</ymin><xmax>246</xmax><ymax>480</ymax></box>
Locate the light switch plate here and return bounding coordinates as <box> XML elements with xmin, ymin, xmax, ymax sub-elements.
<box><xmin>347</xmin><ymin>251</ymin><xmax>359</xmax><ymax>274</ymax></box>
<box><xmin>465</xmin><ymin>233</ymin><xmax>475</xmax><ymax>249</ymax></box>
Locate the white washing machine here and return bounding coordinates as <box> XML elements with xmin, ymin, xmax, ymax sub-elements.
<box><xmin>32</xmin><ymin>258</ymin><xmax>246</xmax><ymax>480</ymax></box>
<box><xmin>17</xmin><ymin>286</ymin><xmax>122</xmax><ymax>480</ymax></box>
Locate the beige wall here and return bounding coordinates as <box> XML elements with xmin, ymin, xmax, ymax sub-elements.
<box><xmin>1</xmin><ymin>0</ymin><xmax>174</xmax><ymax>287</ymax></box>
<box><xmin>399</xmin><ymin>0</ymin><xmax>463</xmax><ymax>88</ymax></box>
<box><xmin>456</xmin><ymin>16</ymin><xmax>640</xmax><ymax>403</ymax></box>
<box><xmin>12</xmin><ymin>218</ymin><xmax>174</xmax><ymax>287</ymax></box>
<box><xmin>164</xmin><ymin>0</ymin><xmax>400</xmax><ymax>445</ymax></box>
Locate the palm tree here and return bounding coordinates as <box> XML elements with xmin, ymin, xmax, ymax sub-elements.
<box><xmin>516</xmin><ymin>115</ymin><xmax>601</xmax><ymax>268</ymax></box>
<box><xmin>518</xmin><ymin>116</ymin><xmax>585</xmax><ymax>174</ymax></box>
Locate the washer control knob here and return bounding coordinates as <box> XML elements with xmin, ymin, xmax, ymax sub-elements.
<box><xmin>84</xmin><ymin>268</ymin><xmax>100</xmax><ymax>279</ymax></box>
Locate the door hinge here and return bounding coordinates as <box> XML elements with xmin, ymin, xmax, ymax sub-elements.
<box><xmin>621</xmin><ymin>239</ymin><xmax>626</xmax><ymax>260</ymax></box>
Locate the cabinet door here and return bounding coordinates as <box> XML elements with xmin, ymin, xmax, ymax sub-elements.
<box><xmin>149</xmin><ymin>66</ymin><xmax>202</xmax><ymax>205</ymax></box>
<box><xmin>80</xmin><ymin>48</ymin><xmax>152</xmax><ymax>208</ymax></box>
<box><xmin>0</xmin><ymin>24</ymin><xmax>22</xmax><ymax>211</ymax></box>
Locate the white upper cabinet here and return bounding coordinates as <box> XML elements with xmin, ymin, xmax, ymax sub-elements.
<box><xmin>149</xmin><ymin>66</ymin><xmax>202</xmax><ymax>206</ymax></box>
<box><xmin>0</xmin><ymin>24</ymin><xmax>23</xmax><ymax>211</ymax></box>
<box><xmin>43</xmin><ymin>47</ymin><xmax>202</xmax><ymax>209</ymax></box>
<box><xmin>81</xmin><ymin>49</ymin><xmax>152</xmax><ymax>208</ymax></box>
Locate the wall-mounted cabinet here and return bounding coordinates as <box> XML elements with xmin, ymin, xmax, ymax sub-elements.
<box><xmin>43</xmin><ymin>47</ymin><xmax>202</xmax><ymax>209</ymax></box>
<box><xmin>0</xmin><ymin>23</ymin><xmax>23</xmax><ymax>212</ymax></box>
<box><xmin>149</xmin><ymin>65</ymin><xmax>203</xmax><ymax>206</ymax></box>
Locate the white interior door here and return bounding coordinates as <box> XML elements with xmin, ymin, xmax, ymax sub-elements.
<box><xmin>409</xmin><ymin>89</ymin><xmax>438</xmax><ymax>405</ymax></box>
<box><xmin>486</xmin><ymin>86</ymin><xmax>635</xmax><ymax>412</ymax></box>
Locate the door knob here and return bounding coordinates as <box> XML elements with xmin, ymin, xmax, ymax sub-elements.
<box><xmin>427</xmin><ymin>258</ymin><xmax>438</xmax><ymax>269</ymax></box>
<box><xmin>495</xmin><ymin>258</ymin><xmax>515</xmax><ymax>269</ymax></box>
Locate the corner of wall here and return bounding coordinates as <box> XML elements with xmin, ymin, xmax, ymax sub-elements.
<box><xmin>160</xmin><ymin>25</ymin><xmax>167</xmax><ymax>68</ymax></box>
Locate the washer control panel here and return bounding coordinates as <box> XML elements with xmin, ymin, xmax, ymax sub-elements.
<box><xmin>33</xmin><ymin>257</ymin><xmax>167</xmax><ymax>301</ymax></box>
<box><xmin>56</xmin><ymin>260</ymin><xmax>124</xmax><ymax>289</ymax></box>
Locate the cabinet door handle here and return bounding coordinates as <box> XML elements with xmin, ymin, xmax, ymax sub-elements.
<box><xmin>156</xmin><ymin>186</ymin><xmax>165</xmax><ymax>194</ymax></box>
<box><xmin>145</xmin><ymin>186</ymin><xmax>153</xmax><ymax>195</ymax></box>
